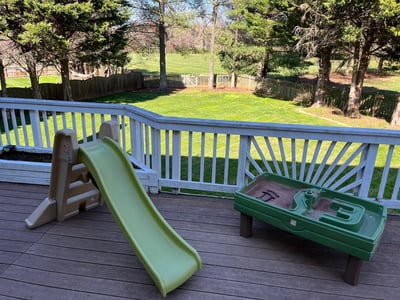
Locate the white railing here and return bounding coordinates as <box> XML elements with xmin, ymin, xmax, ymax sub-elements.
<box><xmin>1</xmin><ymin>97</ymin><xmax>400</xmax><ymax>209</ymax></box>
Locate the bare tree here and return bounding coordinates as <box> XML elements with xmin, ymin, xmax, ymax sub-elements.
<box><xmin>132</xmin><ymin>0</ymin><xmax>198</xmax><ymax>91</ymax></box>
<box><xmin>208</xmin><ymin>1</ymin><xmax>219</xmax><ymax>88</ymax></box>
<box><xmin>0</xmin><ymin>39</ymin><xmax>8</xmax><ymax>97</ymax></box>
<box><xmin>0</xmin><ymin>58</ymin><xmax>6</xmax><ymax>97</ymax></box>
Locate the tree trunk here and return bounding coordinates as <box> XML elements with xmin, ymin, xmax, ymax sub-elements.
<box><xmin>159</xmin><ymin>22</ymin><xmax>168</xmax><ymax>91</ymax></box>
<box><xmin>261</xmin><ymin>61</ymin><xmax>268</xmax><ymax>78</ymax></box>
<box><xmin>208</xmin><ymin>1</ymin><xmax>218</xmax><ymax>89</ymax></box>
<box><xmin>346</xmin><ymin>40</ymin><xmax>371</xmax><ymax>118</ymax></box>
<box><xmin>258</xmin><ymin>50</ymin><xmax>270</xmax><ymax>78</ymax></box>
<box><xmin>0</xmin><ymin>59</ymin><xmax>7</xmax><ymax>97</ymax></box>
<box><xmin>231</xmin><ymin>25</ymin><xmax>238</xmax><ymax>88</ymax></box>
<box><xmin>230</xmin><ymin>72</ymin><xmax>236</xmax><ymax>88</ymax></box>
<box><xmin>390</xmin><ymin>96</ymin><xmax>400</xmax><ymax>126</ymax></box>
<box><xmin>346</xmin><ymin>42</ymin><xmax>361</xmax><ymax>117</ymax></box>
<box><xmin>26</xmin><ymin>57</ymin><xmax>41</xmax><ymax>99</ymax></box>
<box><xmin>377</xmin><ymin>57</ymin><xmax>384</xmax><ymax>73</ymax></box>
<box><xmin>313</xmin><ymin>47</ymin><xmax>332</xmax><ymax>107</ymax></box>
<box><xmin>60</xmin><ymin>58</ymin><xmax>73</xmax><ymax>101</ymax></box>
<box><xmin>158</xmin><ymin>0</ymin><xmax>168</xmax><ymax>92</ymax></box>
<box><xmin>345</xmin><ymin>59</ymin><xmax>351</xmax><ymax>76</ymax></box>
<box><xmin>335</xmin><ymin>59</ymin><xmax>346</xmax><ymax>73</ymax></box>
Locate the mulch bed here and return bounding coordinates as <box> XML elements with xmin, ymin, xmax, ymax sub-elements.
<box><xmin>0</xmin><ymin>146</ymin><xmax>52</xmax><ymax>162</ymax></box>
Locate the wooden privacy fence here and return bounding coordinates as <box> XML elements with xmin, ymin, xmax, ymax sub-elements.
<box><xmin>70</xmin><ymin>72</ymin><xmax>143</xmax><ymax>101</ymax></box>
<box><xmin>5</xmin><ymin>71</ymin><xmax>143</xmax><ymax>101</ymax></box>
<box><xmin>324</xmin><ymin>86</ymin><xmax>400</xmax><ymax>122</ymax></box>
<box><xmin>237</xmin><ymin>75</ymin><xmax>400</xmax><ymax>124</ymax></box>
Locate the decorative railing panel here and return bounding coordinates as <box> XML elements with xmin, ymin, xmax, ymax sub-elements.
<box><xmin>1</xmin><ymin>97</ymin><xmax>400</xmax><ymax>209</ymax></box>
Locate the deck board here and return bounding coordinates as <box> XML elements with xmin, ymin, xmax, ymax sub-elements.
<box><xmin>0</xmin><ymin>182</ymin><xmax>399</xmax><ymax>299</ymax></box>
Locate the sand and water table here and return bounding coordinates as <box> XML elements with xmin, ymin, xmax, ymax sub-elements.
<box><xmin>234</xmin><ymin>172</ymin><xmax>387</xmax><ymax>285</ymax></box>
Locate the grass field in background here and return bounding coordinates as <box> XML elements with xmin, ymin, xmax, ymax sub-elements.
<box><xmin>5</xmin><ymin>53</ymin><xmax>225</xmax><ymax>88</ymax></box>
<box><xmin>127</xmin><ymin>52</ymin><xmax>226</xmax><ymax>75</ymax></box>
<box><xmin>5</xmin><ymin>53</ymin><xmax>400</xmax><ymax>92</ymax></box>
<box><xmin>126</xmin><ymin>53</ymin><xmax>400</xmax><ymax>93</ymax></box>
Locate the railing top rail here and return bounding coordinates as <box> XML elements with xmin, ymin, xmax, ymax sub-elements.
<box><xmin>2</xmin><ymin>97</ymin><xmax>400</xmax><ymax>144</ymax></box>
<box><xmin>0</xmin><ymin>97</ymin><xmax>123</xmax><ymax>114</ymax></box>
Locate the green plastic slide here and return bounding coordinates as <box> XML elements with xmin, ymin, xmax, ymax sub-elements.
<box><xmin>78</xmin><ymin>137</ymin><xmax>202</xmax><ymax>297</ymax></box>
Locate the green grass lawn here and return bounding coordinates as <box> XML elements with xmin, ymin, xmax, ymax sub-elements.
<box><xmin>97</xmin><ymin>89</ymin><xmax>393</xmax><ymax>128</ymax></box>
<box><xmin>99</xmin><ymin>90</ymin><xmax>330</xmax><ymax>124</ymax></box>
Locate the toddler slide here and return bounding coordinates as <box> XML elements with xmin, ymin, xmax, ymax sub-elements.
<box><xmin>78</xmin><ymin>137</ymin><xmax>201</xmax><ymax>297</ymax></box>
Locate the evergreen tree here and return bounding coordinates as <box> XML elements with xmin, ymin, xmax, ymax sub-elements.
<box><xmin>326</xmin><ymin>0</ymin><xmax>400</xmax><ymax>117</ymax></box>
<box><xmin>1</xmin><ymin>0</ymin><xmax>131</xmax><ymax>100</ymax></box>
<box><xmin>76</xmin><ymin>0</ymin><xmax>131</xmax><ymax>76</ymax></box>
<box><xmin>1</xmin><ymin>0</ymin><xmax>47</xmax><ymax>98</ymax></box>
<box><xmin>219</xmin><ymin>0</ymin><xmax>304</xmax><ymax>79</ymax></box>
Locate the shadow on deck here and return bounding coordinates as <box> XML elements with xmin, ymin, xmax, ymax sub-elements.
<box><xmin>1</xmin><ymin>182</ymin><xmax>399</xmax><ymax>299</ymax></box>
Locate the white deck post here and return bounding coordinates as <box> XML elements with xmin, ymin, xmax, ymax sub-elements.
<box><xmin>237</xmin><ymin>135</ymin><xmax>251</xmax><ymax>188</ymax></box>
<box><xmin>171</xmin><ymin>130</ymin><xmax>181</xmax><ymax>193</ymax></box>
<box><xmin>29</xmin><ymin>110</ymin><xmax>43</xmax><ymax>147</ymax></box>
<box><xmin>356</xmin><ymin>144</ymin><xmax>379</xmax><ymax>198</ymax></box>
<box><xmin>151</xmin><ymin>127</ymin><xmax>161</xmax><ymax>176</ymax></box>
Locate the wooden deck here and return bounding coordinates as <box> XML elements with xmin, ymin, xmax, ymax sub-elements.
<box><xmin>1</xmin><ymin>182</ymin><xmax>399</xmax><ymax>300</ymax></box>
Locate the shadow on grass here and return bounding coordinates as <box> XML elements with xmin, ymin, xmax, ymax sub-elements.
<box><xmin>255</xmin><ymin>75</ymin><xmax>399</xmax><ymax>122</ymax></box>
<box><xmin>92</xmin><ymin>88</ymin><xmax>187</xmax><ymax>105</ymax></box>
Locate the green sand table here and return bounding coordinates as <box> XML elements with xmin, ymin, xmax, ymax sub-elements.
<box><xmin>234</xmin><ymin>173</ymin><xmax>387</xmax><ymax>284</ymax></box>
